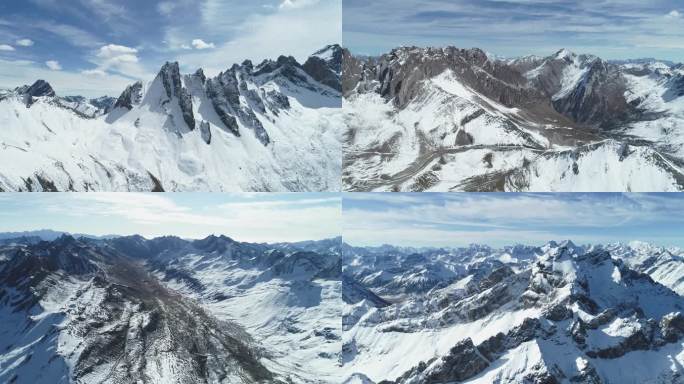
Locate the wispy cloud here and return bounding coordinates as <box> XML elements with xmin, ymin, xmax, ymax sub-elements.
<box><xmin>191</xmin><ymin>38</ymin><xmax>215</xmax><ymax>50</ymax></box>
<box><xmin>175</xmin><ymin>0</ymin><xmax>341</xmax><ymax>76</ymax></box>
<box><xmin>343</xmin><ymin>0</ymin><xmax>684</xmax><ymax>62</ymax></box>
<box><xmin>0</xmin><ymin>193</ymin><xmax>341</xmax><ymax>243</ymax></box>
<box><xmin>15</xmin><ymin>39</ymin><xmax>33</xmax><ymax>46</ymax></box>
<box><xmin>0</xmin><ymin>1</ymin><xmax>340</xmax><ymax>96</ymax></box>
<box><xmin>45</xmin><ymin>60</ymin><xmax>62</xmax><ymax>70</ymax></box>
<box><xmin>343</xmin><ymin>193</ymin><xmax>684</xmax><ymax>248</ymax></box>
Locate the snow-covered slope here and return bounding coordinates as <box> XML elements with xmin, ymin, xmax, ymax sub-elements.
<box><xmin>343</xmin><ymin>240</ymin><xmax>684</xmax><ymax>383</ymax></box>
<box><xmin>0</xmin><ymin>234</ymin><xmax>341</xmax><ymax>383</ymax></box>
<box><xmin>343</xmin><ymin>46</ymin><xmax>684</xmax><ymax>191</ymax></box>
<box><xmin>0</xmin><ymin>45</ymin><xmax>343</xmax><ymax>192</ymax></box>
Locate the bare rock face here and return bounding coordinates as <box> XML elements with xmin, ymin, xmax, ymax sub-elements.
<box><xmin>346</xmin><ymin>240</ymin><xmax>684</xmax><ymax>383</ymax></box>
<box><xmin>206</xmin><ymin>68</ymin><xmax>270</xmax><ymax>145</ymax></box>
<box><xmin>341</xmin><ymin>48</ymin><xmax>366</xmax><ymax>96</ymax></box>
<box><xmin>354</xmin><ymin>47</ymin><xmax>548</xmax><ymax>110</ymax></box>
<box><xmin>11</xmin><ymin>80</ymin><xmax>57</xmax><ymax>107</ymax></box>
<box><xmin>156</xmin><ymin>62</ymin><xmax>196</xmax><ymax>130</ymax></box>
<box><xmin>660</xmin><ymin>312</ymin><xmax>684</xmax><ymax>342</ymax></box>
<box><xmin>303</xmin><ymin>44</ymin><xmax>343</xmax><ymax>91</ymax></box>
<box><xmin>552</xmin><ymin>60</ymin><xmax>635</xmax><ymax>128</ymax></box>
<box><xmin>24</xmin><ymin>80</ymin><xmax>56</xmax><ymax>97</ymax></box>
<box><xmin>199</xmin><ymin>120</ymin><xmax>211</xmax><ymax>144</ymax></box>
<box><xmin>114</xmin><ymin>81</ymin><xmax>143</xmax><ymax>110</ymax></box>
<box><xmin>385</xmin><ymin>338</ymin><xmax>489</xmax><ymax>384</ymax></box>
<box><xmin>511</xmin><ymin>49</ymin><xmax>639</xmax><ymax>128</ymax></box>
<box><xmin>0</xmin><ymin>236</ymin><xmax>290</xmax><ymax>384</ymax></box>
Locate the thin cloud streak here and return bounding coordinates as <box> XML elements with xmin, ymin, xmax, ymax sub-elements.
<box><xmin>343</xmin><ymin>0</ymin><xmax>684</xmax><ymax>62</ymax></box>
<box><xmin>0</xmin><ymin>193</ymin><xmax>341</xmax><ymax>243</ymax></box>
<box><xmin>343</xmin><ymin>193</ymin><xmax>684</xmax><ymax>248</ymax></box>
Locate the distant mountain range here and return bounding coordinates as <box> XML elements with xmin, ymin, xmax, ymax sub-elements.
<box><xmin>0</xmin><ymin>229</ymin><xmax>119</xmax><ymax>242</ymax></box>
<box><xmin>0</xmin><ymin>44</ymin><xmax>342</xmax><ymax>192</ymax></box>
<box><xmin>343</xmin><ymin>46</ymin><xmax>684</xmax><ymax>191</ymax></box>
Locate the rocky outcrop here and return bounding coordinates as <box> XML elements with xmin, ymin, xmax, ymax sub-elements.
<box><xmin>114</xmin><ymin>81</ymin><xmax>143</xmax><ymax>110</ymax></box>
<box><xmin>303</xmin><ymin>44</ymin><xmax>342</xmax><ymax>91</ymax></box>
<box><xmin>156</xmin><ymin>62</ymin><xmax>195</xmax><ymax>130</ymax></box>
<box><xmin>346</xmin><ymin>241</ymin><xmax>684</xmax><ymax>383</ymax></box>
<box><xmin>206</xmin><ymin>69</ymin><xmax>270</xmax><ymax>145</ymax></box>
<box><xmin>22</xmin><ymin>79</ymin><xmax>56</xmax><ymax>97</ymax></box>
<box><xmin>0</xmin><ymin>236</ymin><xmax>336</xmax><ymax>383</ymax></box>
<box><xmin>552</xmin><ymin>59</ymin><xmax>635</xmax><ymax>128</ymax></box>
<box><xmin>199</xmin><ymin>120</ymin><xmax>211</xmax><ymax>144</ymax></box>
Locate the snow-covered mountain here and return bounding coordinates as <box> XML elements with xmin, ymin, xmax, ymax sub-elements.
<box><xmin>0</xmin><ymin>234</ymin><xmax>341</xmax><ymax>383</ymax></box>
<box><xmin>343</xmin><ymin>46</ymin><xmax>684</xmax><ymax>191</ymax></box>
<box><xmin>343</xmin><ymin>240</ymin><xmax>684</xmax><ymax>383</ymax></box>
<box><xmin>0</xmin><ymin>45</ymin><xmax>342</xmax><ymax>192</ymax></box>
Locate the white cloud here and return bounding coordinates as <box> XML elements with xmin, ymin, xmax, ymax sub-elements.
<box><xmin>666</xmin><ymin>10</ymin><xmax>681</xmax><ymax>18</ymax></box>
<box><xmin>36</xmin><ymin>22</ymin><xmax>102</xmax><ymax>47</ymax></box>
<box><xmin>342</xmin><ymin>194</ymin><xmax>684</xmax><ymax>248</ymax></box>
<box><xmin>78</xmin><ymin>0</ymin><xmax>130</xmax><ymax>26</ymax></box>
<box><xmin>191</xmin><ymin>38</ymin><xmax>215</xmax><ymax>49</ymax></box>
<box><xmin>81</xmin><ymin>69</ymin><xmax>107</xmax><ymax>76</ymax></box>
<box><xmin>157</xmin><ymin>1</ymin><xmax>176</xmax><ymax>15</ymax></box>
<box><xmin>45</xmin><ymin>60</ymin><xmax>62</xmax><ymax>70</ymax></box>
<box><xmin>279</xmin><ymin>0</ymin><xmax>319</xmax><ymax>9</ymax></box>
<box><xmin>15</xmin><ymin>39</ymin><xmax>34</xmax><ymax>47</ymax></box>
<box><xmin>96</xmin><ymin>44</ymin><xmax>139</xmax><ymax>62</ymax></box>
<box><xmin>176</xmin><ymin>0</ymin><xmax>341</xmax><ymax>76</ymax></box>
<box><xmin>38</xmin><ymin>193</ymin><xmax>342</xmax><ymax>242</ymax></box>
<box><xmin>85</xmin><ymin>44</ymin><xmax>149</xmax><ymax>80</ymax></box>
<box><xmin>0</xmin><ymin>44</ymin><xmax>15</xmax><ymax>51</ymax></box>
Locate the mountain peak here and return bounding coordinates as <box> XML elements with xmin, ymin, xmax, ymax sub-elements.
<box><xmin>554</xmin><ymin>48</ymin><xmax>576</xmax><ymax>59</ymax></box>
<box><xmin>53</xmin><ymin>233</ymin><xmax>77</xmax><ymax>246</ymax></box>
<box><xmin>18</xmin><ymin>79</ymin><xmax>56</xmax><ymax>97</ymax></box>
<box><xmin>276</xmin><ymin>55</ymin><xmax>300</xmax><ymax>67</ymax></box>
<box><xmin>559</xmin><ymin>239</ymin><xmax>577</xmax><ymax>248</ymax></box>
<box><xmin>113</xmin><ymin>81</ymin><xmax>143</xmax><ymax>110</ymax></box>
<box><xmin>159</xmin><ymin>61</ymin><xmax>180</xmax><ymax>73</ymax></box>
<box><xmin>312</xmin><ymin>44</ymin><xmax>342</xmax><ymax>59</ymax></box>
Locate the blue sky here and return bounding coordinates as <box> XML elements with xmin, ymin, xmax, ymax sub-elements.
<box><xmin>0</xmin><ymin>193</ymin><xmax>341</xmax><ymax>242</ymax></box>
<box><xmin>343</xmin><ymin>193</ymin><xmax>684</xmax><ymax>248</ymax></box>
<box><xmin>0</xmin><ymin>0</ymin><xmax>341</xmax><ymax>97</ymax></box>
<box><xmin>343</xmin><ymin>0</ymin><xmax>684</xmax><ymax>62</ymax></box>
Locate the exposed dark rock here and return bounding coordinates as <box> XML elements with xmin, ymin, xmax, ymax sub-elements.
<box><xmin>303</xmin><ymin>44</ymin><xmax>342</xmax><ymax>91</ymax></box>
<box><xmin>114</xmin><ymin>81</ymin><xmax>143</xmax><ymax>110</ymax></box>
<box><xmin>199</xmin><ymin>121</ymin><xmax>211</xmax><ymax>144</ymax></box>
<box><xmin>156</xmin><ymin>62</ymin><xmax>195</xmax><ymax>130</ymax></box>
<box><xmin>424</xmin><ymin>338</ymin><xmax>489</xmax><ymax>383</ymax></box>
<box><xmin>660</xmin><ymin>312</ymin><xmax>684</xmax><ymax>342</ymax></box>
<box><xmin>23</xmin><ymin>80</ymin><xmax>56</xmax><ymax>97</ymax></box>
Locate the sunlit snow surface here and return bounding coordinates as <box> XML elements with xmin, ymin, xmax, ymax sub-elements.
<box><xmin>0</xmin><ymin>67</ymin><xmax>342</xmax><ymax>192</ymax></box>
<box><xmin>151</xmin><ymin>249</ymin><xmax>342</xmax><ymax>383</ymax></box>
<box><xmin>344</xmin><ymin>54</ymin><xmax>684</xmax><ymax>192</ymax></box>
<box><xmin>343</xmin><ymin>241</ymin><xmax>684</xmax><ymax>383</ymax></box>
<box><xmin>0</xmin><ymin>237</ymin><xmax>342</xmax><ymax>384</ymax></box>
